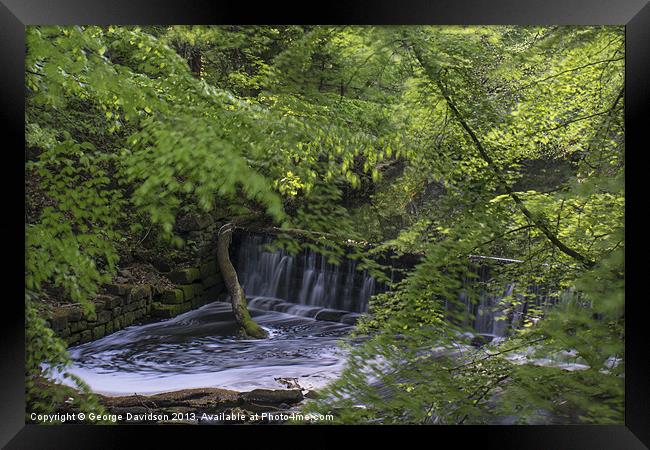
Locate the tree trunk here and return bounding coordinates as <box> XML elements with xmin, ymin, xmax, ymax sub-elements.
<box><xmin>217</xmin><ymin>223</ymin><xmax>268</xmax><ymax>339</ymax></box>
<box><xmin>188</xmin><ymin>47</ymin><xmax>202</xmax><ymax>77</ymax></box>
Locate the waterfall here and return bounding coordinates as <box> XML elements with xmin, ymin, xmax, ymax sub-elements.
<box><xmin>236</xmin><ymin>234</ymin><xmax>381</xmax><ymax>314</ymax></box>
<box><xmin>459</xmin><ymin>264</ymin><xmax>557</xmax><ymax>337</ymax></box>
<box><xmin>235</xmin><ymin>233</ymin><xmax>554</xmax><ymax>336</ymax></box>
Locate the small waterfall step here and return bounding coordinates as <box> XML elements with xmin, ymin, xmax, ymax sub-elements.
<box><xmin>248</xmin><ymin>296</ymin><xmax>362</xmax><ymax>325</ymax></box>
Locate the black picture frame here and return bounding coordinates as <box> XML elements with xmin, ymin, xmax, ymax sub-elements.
<box><xmin>2</xmin><ymin>1</ymin><xmax>648</xmax><ymax>447</ymax></box>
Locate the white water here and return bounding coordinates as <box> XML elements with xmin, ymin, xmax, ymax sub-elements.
<box><xmin>62</xmin><ymin>234</ymin><xmax>556</xmax><ymax>396</ymax></box>
<box><xmin>65</xmin><ymin>302</ymin><xmax>357</xmax><ymax>396</ymax></box>
<box><xmin>63</xmin><ymin>235</ymin><xmax>380</xmax><ymax>396</ymax></box>
<box><xmin>236</xmin><ymin>234</ymin><xmax>380</xmax><ymax>314</ymax></box>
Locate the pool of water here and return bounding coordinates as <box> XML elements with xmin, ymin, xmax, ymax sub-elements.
<box><xmin>64</xmin><ymin>300</ymin><xmax>356</xmax><ymax>396</ymax></box>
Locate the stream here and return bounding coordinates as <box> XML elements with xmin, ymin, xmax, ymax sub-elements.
<box><xmin>66</xmin><ymin>301</ymin><xmax>356</xmax><ymax>395</ymax></box>
<box><xmin>64</xmin><ymin>234</ymin><xmax>535</xmax><ymax>396</ymax></box>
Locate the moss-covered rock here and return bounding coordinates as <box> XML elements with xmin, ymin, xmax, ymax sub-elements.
<box><xmin>105</xmin><ymin>283</ymin><xmax>131</xmax><ymax>295</ymax></box>
<box><xmin>200</xmin><ymin>258</ymin><xmax>218</xmax><ymax>279</ymax></box>
<box><xmin>201</xmin><ymin>273</ymin><xmax>223</xmax><ymax>289</ymax></box>
<box><xmin>178</xmin><ymin>284</ymin><xmax>195</xmax><ymax>300</ymax></box>
<box><xmin>67</xmin><ymin>307</ymin><xmax>83</xmax><ymax>322</ymax></box>
<box><xmin>67</xmin><ymin>333</ymin><xmax>81</xmax><ymax>346</ymax></box>
<box><xmin>314</xmin><ymin>309</ymin><xmax>348</xmax><ymax>322</ymax></box>
<box><xmin>167</xmin><ymin>267</ymin><xmax>200</xmax><ymax>284</ymax></box>
<box><xmin>70</xmin><ymin>320</ymin><xmax>86</xmax><ymax>333</ymax></box>
<box><xmin>92</xmin><ymin>325</ymin><xmax>106</xmax><ymax>340</ymax></box>
<box><xmin>125</xmin><ymin>302</ymin><xmax>139</xmax><ymax>312</ymax></box>
<box><xmin>191</xmin><ymin>282</ymin><xmax>204</xmax><ymax>297</ymax></box>
<box><xmin>99</xmin><ymin>295</ymin><xmax>123</xmax><ymax>309</ymax></box>
<box><xmin>124</xmin><ymin>311</ymin><xmax>136</xmax><ymax>325</ymax></box>
<box><xmin>340</xmin><ymin>313</ymin><xmax>362</xmax><ymax>325</ymax></box>
<box><xmin>128</xmin><ymin>284</ymin><xmax>151</xmax><ymax>302</ymax></box>
<box><xmin>151</xmin><ymin>301</ymin><xmax>192</xmax><ymax>318</ymax></box>
<box><xmin>176</xmin><ymin>212</ymin><xmax>214</xmax><ymax>232</ymax></box>
<box><xmin>83</xmin><ymin>310</ymin><xmax>98</xmax><ymax>323</ymax></box>
<box><xmin>80</xmin><ymin>330</ymin><xmax>92</xmax><ymax>344</ymax></box>
<box><xmin>150</xmin><ymin>284</ymin><xmax>167</xmax><ymax>296</ymax></box>
<box><xmin>203</xmin><ymin>284</ymin><xmax>224</xmax><ymax>303</ymax></box>
<box><xmin>49</xmin><ymin>310</ymin><xmax>69</xmax><ymax>331</ymax></box>
<box><xmin>97</xmin><ymin>310</ymin><xmax>112</xmax><ymax>324</ymax></box>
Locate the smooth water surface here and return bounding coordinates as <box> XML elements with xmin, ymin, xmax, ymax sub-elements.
<box><xmin>66</xmin><ymin>300</ymin><xmax>355</xmax><ymax>396</ymax></box>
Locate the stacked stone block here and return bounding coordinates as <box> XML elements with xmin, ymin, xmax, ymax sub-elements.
<box><xmin>46</xmin><ymin>284</ymin><xmax>154</xmax><ymax>347</ymax></box>
<box><xmin>151</xmin><ymin>261</ymin><xmax>224</xmax><ymax>318</ymax></box>
<box><xmin>47</xmin><ymin>212</ymin><xmax>227</xmax><ymax>347</ymax></box>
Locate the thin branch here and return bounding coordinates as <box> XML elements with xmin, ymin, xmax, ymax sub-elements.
<box><xmin>518</xmin><ymin>57</ymin><xmax>624</xmax><ymax>91</ymax></box>
<box><xmin>449</xmin><ymin>336</ymin><xmax>548</xmax><ymax>373</ymax></box>
<box><xmin>581</xmin><ymin>85</ymin><xmax>625</xmax><ymax>162</ymax></box>
<box><xmin>135</xmin><ymin>226</ymin><xmax>153</xmax><ymax>247</ymax></box>
<box><xmin>523</xmin><ymin>110</ymin><xmax>611</xmax><ymax>138</ymax></box>
<box><xmin>410</xmin><ymin>44</ymin><xmax>595</xmax><ymax>269</ymax></box>
<box><xmin>470</xmin><ymin>224</ymin><xmax>535</xmax><ymax>252</ymax></box>
<box><xmin>458</xmin><ymin>374</ymin><xmax>510</xmax><ymax>424</ymax></box>
<box><xmin>340</xmin><ymin>40</ymin><xmax>401</xmax><ymax>99</ymax></box>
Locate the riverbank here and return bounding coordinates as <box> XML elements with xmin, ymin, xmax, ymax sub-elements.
<box><xmin>29</xmin><ymin>379</ymin><xmax>318</xmax><ymax>425</ymax></box>
<box><xmin>98</xmin><ymin>386</ymin><xmax>312</xmax><ymax>424</ymax></box>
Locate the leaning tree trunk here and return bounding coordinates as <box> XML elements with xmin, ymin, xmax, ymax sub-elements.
<box><xmin>217</xmin><ymin>223</ymin><xmax>268</xmax><ymax>339</ymax></box>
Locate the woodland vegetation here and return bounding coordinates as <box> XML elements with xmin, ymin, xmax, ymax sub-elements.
<box><xmin>26</xmin><ymin>25</ymin><xmax>624</xmax><ymax>424</ymax></box>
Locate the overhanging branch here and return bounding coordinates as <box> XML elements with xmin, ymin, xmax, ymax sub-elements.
<box><xmin>410</xmin><ymin>44</ymin><xmax>596</xmax><ymax>269</ymax></box>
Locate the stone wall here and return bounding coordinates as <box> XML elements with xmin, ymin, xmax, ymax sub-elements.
<box><xmin>47</xmin><ymin>284</ymin><xmax>156</xmax><ymax>347</ymax></box>
<box><xmin>47</xmin><ymin>264</ymin><xmax>225</xmax><ymax>347</ymax></box>
<box><xmin>151</xmin><ymin>262</ymin><xmax>224</xmax><ymax>319</ymax></box>
<box><xmin>46</xmin><ymin>211</ymin><xmax>226</xmax><ymax>347</ymax></box>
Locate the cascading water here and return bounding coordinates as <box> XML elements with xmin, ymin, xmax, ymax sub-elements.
<box><xmin>235</xmin><ymin>234</ymin><xmax>382</xmax><ymax>321</ymax></box>
<box><xmin>62</xmin><ymin>234</ymin><xmax>558</xmax><ymax>397</ymax></box>
<box><xmin>62</xmin><ymin>234</ymin><xmax>380</xmax><ymax>396</ymax></box>
<box><xmin>236</xmin><ymin>234</ymin><xmax>557</xmax><ymax>337</ymax></box>
<box><xmin>459</xmin><ymin>263</ymin><xmax>557</xmax><ymax>337</ymax></box>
